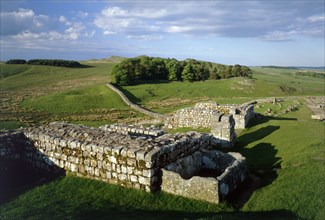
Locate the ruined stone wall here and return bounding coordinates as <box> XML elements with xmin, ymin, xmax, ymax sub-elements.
<box><xmin>0</xmin><ymin>131</ymin><xmax>59</xmax><ymax>172</ymax></box>
<box><xmin>99</xmin><ymin>124</ymin><xmax>165</xmax><ymax>137</ymax></box>
<box><xmin>164</xmin><ymin>106</ymin><xmax>236</xmax><ymax>147</ymax></box>
<box><xmin>21</xmin><ymin>122</ymin><xmax>214</xmax><ymax>192</ymax></box>
<box><xmin>194</xmin><ymin>102</ymin><xmax>254</xmax><ymax>129</ymax></box>
<box><xmin>107</xmin><ymin>83</ymin><xmax>166</xmax><ymax>120</ymax></box>
<box><xmin>165</xmin><ymin>107</ymin><xmax>223</xmax><ymax>129</ymax></box>
<box><xmin>161</xmin><ymin>150</ymin><xmax>247</xmax><ymax>203</ymax></box>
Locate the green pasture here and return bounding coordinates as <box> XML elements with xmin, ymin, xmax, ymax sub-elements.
<box><xmin>0</xmin><ymin>63</ymin><xmax>113</xmax><ymax>91</ymax></box>
<box><xmin>1</xmin><ymin>101</ymin><xmax>324</xmax><ymax>219</ymax></box>
<box><xmin>22</xmin><ymin>85</ymin><xmax>128</xmax><ymax>114</ymax></box>
<box><xmin>0</xmin><ymin>62</ymin><xmax>324</xmax><ymax>219</ymax></box>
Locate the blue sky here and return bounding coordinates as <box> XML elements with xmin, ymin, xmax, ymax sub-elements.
<box><xmin>1</xmin><ymin>0</ymin><xmax>324</xmax><ymax>66</ymax></box>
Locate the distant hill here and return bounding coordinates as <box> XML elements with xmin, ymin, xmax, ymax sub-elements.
<box><xmin>83</xmin><ymin>56</ymin><xmax>127</xmax><ymax>63</ymax></box>
<box><xmin>260</xmin><ymin>66</ymin><xmax>324</xmax><ymax>71</ymax></box>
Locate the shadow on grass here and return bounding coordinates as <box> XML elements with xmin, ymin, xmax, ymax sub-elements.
<box><xmin>73</xmin><ymin>64</ymin><xmax>95</xmax><ymax>68</ymax></box>
<box><xmin>247</xmin><ymin>116</ymin><xmax>297</xmax><ymax>128</ymax></box>
<box><xmin>231</xmin><ymin>124</ymin><xmax>283</xmax><ymax>209</ymax></box>
<box><xmin>0</xmin><ymin>159</ymin><xmax>65</xmax><ymax>205</ymax></box>
<box><xmin>235</xmin><ymin>125</ymin><xmax>280</xmax><ymax>147</ymax></box>
<box><xmin>75</xmin><ymin>206</ymin><xmax>297</xmax><ymax>220</ymax></box>
<box><xmin>129</xmin><ymin>79</ymin><xmax>171</xmax><ymax>85</ymax></box>
<box><xmin>226</xmin><ymin>143</ymin><xmax>282</xmax><ymax>209</ymax></box>
<box><xmin>115</xmin><ymin>85</ymin><xmax>141</xmax><ymax>103</ymax></box>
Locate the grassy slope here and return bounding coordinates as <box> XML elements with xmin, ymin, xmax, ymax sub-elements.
<box><xmin>1</xmin><ymin>103</ymin><xmax>323</xmax><ymax>220</ymax></box>
<box><xmin>0</xmin><ymin>63</ymin><xmax>112</xmax><ymax>91</ymax></box>
<box><xmin>237</xmin><ymin>105</ymin><xmax>325</xmax><ymax>220</ymax></box>
<box><xmin>0</xmin><ymin>63</ymin><xmax>131</xmax><ymax>128</ymax></box>
<box><xmin>1</xmin><ymin>62</ymin><xmax>324</xmax><ymax>219</ymax></box>
<box><xmin>22</xmin><ymin>85</ymin><xmax>128</xmax><ymax>114</ymax></box>
<box><xmin>122</xmin><ymin>67</ymin><xmax>324</xmax><ymax>113</ymax></box>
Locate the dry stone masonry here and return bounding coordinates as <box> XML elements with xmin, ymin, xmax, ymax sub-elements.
<box><xmin>99</xmin><ymin>124</ymin><xmax>165</xmax><ymax>137</ymax></box>
<box><xmin>164</xmin><ymin>101</ymin><xmax>254</xmax><ymax>147</ymax></box>
<box><xmin>0</xmin><ymin>131</ymin><xmax>62</xmax><ymax>174</ymax></box>
<box><xmin>1</xmin><ymin>121</ymin><xmax>248</xmax><ymax>204</ymax></box>
<box><xmin>161</xmin><ymin>150</ymin><xmax>247</xmax><ymax>203</ymax></box>
<box><xmin>20</xmin><ymin>122</ymin><xmax>219</xmax><ymax>192</ymax></box>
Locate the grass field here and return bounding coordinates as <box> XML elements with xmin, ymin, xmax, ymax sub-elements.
<box><xmin>122</xmin><ymin>67</ymin><xmax>324</xmax><ymax>113</ymax></box>
<box><xmin>1</xmin><ymin>63</ymin><xmax>324</xmax><ymax>127</ymax></box>
<box><xmin>0</xmin><ymin>61</ymin><xmax>324</xmax><ymax>219</ymax></box>
<box><xmin>1</xmin><ymin>100</ymin><xmax>324</xmax><ymax>220</ymax></box>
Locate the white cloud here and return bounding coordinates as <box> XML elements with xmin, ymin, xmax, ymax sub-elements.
<box><xmin>12</xmin><ymin>30</ymin><xmax>63</xmax><ymax>41</ymax></box>
<box><xmin>1</xmin><ymin>8</ymin><xmax>49</xmax><ymax>35</ymax></box>
<box><xmin>64</xmin><ymin>22</ymin><xmax>85</xmax><ymax>40</ymax></box>
<box><xmin>59</xmin><ymin>15</ymin><xmax>67</xmax><ymax>23</ymax></box>
<box><xmin>76</xmin><ymin>11</ymin><xmax>88</xmax><ymax>19</ymax></box>
<box><xmin>85</xmin><ymin>30</ymin><xmax>96</xmax><ymax>37</ymax></box>
<box><xmin>2</xmin><ymin>8</ymin><xmax>35</xmax><ymax>18</ymax></box>
<box><xmin>103</xmin><ymin>30</ymin><xmax>116</xmax><ymax>35</ymax></box>
<box><xmin>93</xmin><ymin>1</ymin><xmax>324</xmax><ymax>41</ymax></box>
<box><xmin>308</xmin><ymin>15</ymin><xmax>325</xmax><ymax>22</ymax></box>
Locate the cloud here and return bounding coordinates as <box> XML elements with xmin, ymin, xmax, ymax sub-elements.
<box><xmin>76</xmin><ymin>11</ymin><xmax>88</xmax><ymax>19</ymax></box>
<box><xmin>64</xmin><ymin>22</ymin><xmax>86</xmax><ymax>40</ymax></box>
<box><xmin>0</xmin><ymin>8</ymin><xmax>49</xmax><ymax>35</ymax></box>
<box><xmin>93</xmin><ymin>1</ymin><xmax>324</xmax><ymax>41</ymax></box>
<box><xmin>308</xmin><ymin>15</ymin><xmax>325</xmax><ymax>22</ymax></box>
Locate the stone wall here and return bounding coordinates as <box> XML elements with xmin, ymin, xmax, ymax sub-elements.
<box><xmin>21</xmin><ymin>122</ymin><xmax>214</xmax><ymax>192</ymax></box>
<box><xmin>194</xmin><ymin>102</ymin><xmax>254</xmax><ymax>129</ymax></box>
<box><xmin>161</xmin><ymin>150</ymin><xmax>247</xmax><ymax>203</ymax></box>
<box><xmin>164</xmin><ymin>104</ymin><xmax>237</xmax><ymax>147</ymax></box>
<box><xmin>2</xmin><ymin>123</ymin><xmax>248</xmax><ymax>203</ymax></box>
<box><xmin>106</xmin><ymin>83</ymin><xmax>166</xmax><ymax>120</ymax></box>
<box><xmin>99</xmin><ymin>124</ymin><xmax>165</xmax><ymax>137</ymax></box>
<box><xmin>0</xmin><ymin>131</ymin><xmax>61</xmax><ymax>173</ymax></box>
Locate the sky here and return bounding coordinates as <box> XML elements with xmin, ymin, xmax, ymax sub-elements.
<box><xmin>0</xmin><ymin>0</ymin><xmax>324</xmax><ymax>66</ymax></box>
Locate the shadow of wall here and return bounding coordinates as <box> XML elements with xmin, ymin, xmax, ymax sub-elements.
<box><xmin>0</xmin><ymin>131</ymin><xmax>65</xmax><ymax>204</ymax></box>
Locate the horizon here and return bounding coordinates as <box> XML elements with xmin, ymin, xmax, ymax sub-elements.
<box><xmin>1</xmin><ymin>0</ymin><xmax>324</xmax><ymax>66</ymax></box>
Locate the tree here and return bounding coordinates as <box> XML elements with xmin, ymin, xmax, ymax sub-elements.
<box><xmin>111</xmin><ymin>63</ymin><xmax>130</xmax><ymax>85</ymax></box>
<box><xmin>210</xmin><ymin>67</ymin><xmax>220</xmax><ymax>80</ymax></box>
<box><xmin>232</xmin><ymin>64</ymin><xmax>242</xmax><ymax>77</ymax></box>
<box><xmin>181</xmin><ymin>63</ymin><xmax>195</xmax><ymax>82</ymax></box>
<box><xmin>241</xmin><ymin>66</ymin><xmax>253</xmax><ymax>78</ymax></box>
<box><xmin>5</xmin><ymin>59</ymin><xmax>27</xmax><ymax>64</ymax></box>
<box><xmin>166</xmin><ymin>59</ymin><xmax>181</xmax><ymax>81</ymax></box>
<box><xmin>149</xmin><ymin>58</ymin><xmax>167</xmax><ymax>80</ymax></box>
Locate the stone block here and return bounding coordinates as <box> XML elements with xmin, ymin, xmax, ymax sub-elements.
<box><xmin>139</xmin><ymin>176</ymin><xmax>150</xmax><ymax>185</ymax></box>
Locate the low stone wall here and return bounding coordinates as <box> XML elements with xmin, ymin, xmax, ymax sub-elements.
<box><xmin>306</xmin><ymin>96</ymin><xmax>325</xmax><ymax>121</ymax></box>
<box><xmin>0</xmin><ymin>131</ymin><xmax>61</xmax><ymax>173</ymax></box>
<box><xmin>164</xmin><ymin>105</ymin><xmax>237</xmax><ymax>147</ymax></box>
<box><xmin>194</xmin><ymin>102</ymin><xmax>254</xmax><ymax>129</ymax></box>
<box><xmin>21</xmin><ymin>122</ymin><xmax>214</xmax><ymax>192</ymax></box>
<box><xmin>164</xmin><ymin>107</ymin><xmax>223</xmax><ymax>129</ymax></box>
<box><xmin>161</xmin><ymin>150</ymin><xmax>247</xmax><ymax>203</ymax></box>
<box><xmin>2</xmin><ymin>123</ymin><xmax>248</xmax><ymax>203</ymax></box>
<box><xmin>99</xmin><ymin>124</ymin><xmax>165</xmax><ymax>137</ymax></box>
<box><xmin>106</xmin><ymin>83</ymin><xmax>166</xmax><ymax>120</ymax></box>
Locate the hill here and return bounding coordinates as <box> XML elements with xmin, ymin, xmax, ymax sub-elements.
<box><xmin>0</xmin><ymin>58</ymin><xmax>324</xmax><ymax>220</ymax></box>
<box><xmin>83</xmin><ymin>56</ymin><xmax>127</xmax><ymax>63</ymax></box>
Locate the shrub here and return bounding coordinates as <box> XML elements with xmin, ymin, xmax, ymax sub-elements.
<box><xmin>5</xmin><ymin>59</ymin><xmax>27</xmax><ymax>64</ymax></box>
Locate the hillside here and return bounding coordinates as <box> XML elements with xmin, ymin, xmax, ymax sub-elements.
<box><xmin>82</xmin><ymin>56</ymin><xmax>127</xmax><ymax>63</ymax></box>
<box><xmin>0</xmin><ymin>61</ymin><xmax>324</xmax><ymax>129</ymax></box>
<box><xmin>1</xmin><ymin>60</ymin><xmax>325</xmax><ymax>220</ymax></box>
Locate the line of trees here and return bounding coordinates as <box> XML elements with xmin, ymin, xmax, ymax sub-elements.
<box><xmin>5</xmin><ymin>59</ymin><xmax>82</xmax><ymax>67</ymax></box>
<box><xmin>112</xmin><ymin>56</ymin><xmax>252</xmax><ymax>85</ymax></box>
